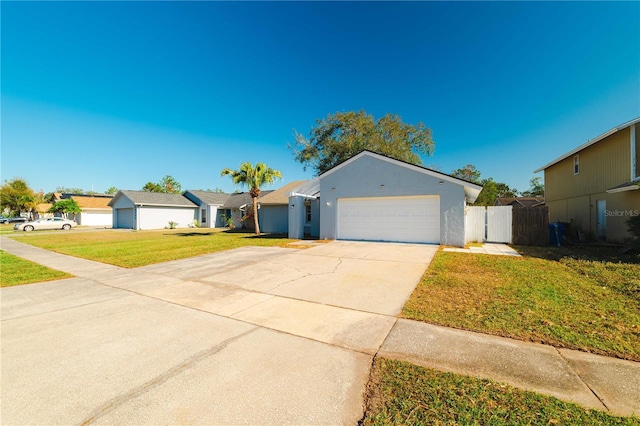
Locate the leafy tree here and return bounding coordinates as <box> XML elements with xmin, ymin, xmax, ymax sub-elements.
<box><xmin>221</xmin><ymin>162</ymin><xmax>282</xmax><ymax>234</ymax></box>
<box><xmin>521</xmin><ymin>177</ymin><xmax>544</xmax><ymax>197</ymax></box>
<box><xmin>451</xmin><ymin>164</ymin><xmax>481</xmax><ymax>184</ymax></box>
<box><xmin>105</xmin><ymin>187</ymin><xmax>119</xmax><ymax>195</ymax></box>
<box><xmin>0</xmin><ymin>178</ymin><xmax>36</xmax><ymax>216</ymax></box>
<box><xmin>55</xmin><ymin>186</ymin><xmax>84</xmax><ymax>194</ymax></box>
<box><xmin>48</xmin><ymin>198</ymin><xmax>81</xmax><ymax>219</ymax></box>
<box><xmin>474</xmin><ymin>178</ymin><xmax>519</xmax><ymax>206</ymax></box>
<box><xmin>141</xmin><ymin>175</ymin><xmax>182</xmax><ymax>193</ymax></box>
<box><xmin>290</xmin><ymin>110</ymin><xmax>434</xmax><ymax>175</ymax></box>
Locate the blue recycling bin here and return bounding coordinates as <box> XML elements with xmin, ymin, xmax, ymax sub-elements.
<box><xmin>549</xmin><ymin>222</ymin><xmax>565</xmax><ymax>247</ymax></box>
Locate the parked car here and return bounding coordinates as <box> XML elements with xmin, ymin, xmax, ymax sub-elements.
<box><xmin>0</xmin><ymin>216</ymin><xmax>28</xmax><ymax>224</ymax></box>
<box><xmin>14</xmin><ymin>217</ymin><xmax>77</xmax><ymax>231</ymax></box>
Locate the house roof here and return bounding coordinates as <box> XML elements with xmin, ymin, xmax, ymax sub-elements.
<box><xmin>258</xmin><ymin>181</ymin><xmax>307</xmax><ymax>205</ymax></box>
<box><xmin>495</xmin><ymin>197</ymin><xmax>544</xmax><ymax>207</ymax></box>
<box><xmin>36</xmin><ymin>203</ymin><xmax>52</xmax><ymax>213</ymax></box>
<box><xmin>70</xmin><ymin>195</ymin><xmax>113</xmax><ymax>209</ymax></box>
<box><xmin>222</xmin><ymin>191</ymin><xmax>274</xmax><ymax>209</ymax></box>
<box><xmin>606</xmin><ymin>181</ymin><xmax>640</xmax><ymax>194</ymax></box>
<box><xmin>108</xmin><ymin>190</ymin><xmax>197</xmax><ymax>208</ymax></box>
<box><xmin>315</xmin><ymin>150</ymin><xmax>483</xmax><ymax>203</ymax></box>
<box><xmin>534</xmin><ymin>117</ymin><xmax>640</xmax><ymax>173</ymax></box>
<box><xmin>185</xmin><ymin>190</ymin><xmax>231</xmax><ymax>205</ymax></box>
<box><xmin>290</xmin><ymin>178</ymin><xmax>320</xmax><ymax>198</ymax></box>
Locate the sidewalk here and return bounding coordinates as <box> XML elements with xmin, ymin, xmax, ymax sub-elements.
<box><xmin>380</xmin><ymin>319</ymin><xmax>640</xmax><ymax>417</ymax></box>
<box><xmin>443</xmin><ymin>243</ymin><xmax>521</xmax><ymax>256</ymax></box>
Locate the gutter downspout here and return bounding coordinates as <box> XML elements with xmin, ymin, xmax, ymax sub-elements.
<box><xmin>632</xmin><ymin>124</ymin><xmax>637</xmax><ymax>181</ymax></box>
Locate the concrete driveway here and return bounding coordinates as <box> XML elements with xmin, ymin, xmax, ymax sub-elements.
<box><xmin>1</xmin><ymin>240</ymin><xmax>437</xmax><ymax>425</ymax></box>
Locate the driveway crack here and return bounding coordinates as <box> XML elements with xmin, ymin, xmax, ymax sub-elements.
<box><xmin>80</xmin><ymin>327</ymin><xmax>258</xmax><ymax>425</ymax></box>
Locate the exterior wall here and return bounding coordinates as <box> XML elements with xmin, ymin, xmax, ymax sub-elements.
<box><xmin>77</xmin><ymin>210</ymin><xmax>112</xmax><ymax>227</ymax></box>
<box><xmin>309</xmin><ymin>199</ymin><xmax>320</xmax><ymax>237</ymax></box>
<box><xmin>138</xmin><ymin>206</ymin><xmax>197</xmax><ymax>230</ymax></box>
<box><xmin>318</xmin><ymin>155</ymin><xmax>466</xmax><ymax>246</ymax></box>
<box><xmin>546</xmin><ymin>190</ymin><xmax>639</xmax><ymax>242</ymax></box>
<box><xmin>258</xmin><ymin>205</ymin><xmax>289</xmax><ymax>233</ymax></box>
<box><xmin>545</xmin><ymin>128</ymin><xmax>631</xmax><ymax>202</ymax></box>
<box><xmin>544</xmin><ymin>126</ymin><xmax>639</xmax><ymax>242</ymax></box>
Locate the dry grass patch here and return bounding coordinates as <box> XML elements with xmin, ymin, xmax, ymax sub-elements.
<box><xmin>402</xmin><ymin>247</ymin><xmax>640</xmax><ymax>361</ymax></box>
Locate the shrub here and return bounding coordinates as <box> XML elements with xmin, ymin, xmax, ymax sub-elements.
<box><xmin>627</xmin><ymin>214</ymin><xmax>640</xmax><ymax>239</ymax></box>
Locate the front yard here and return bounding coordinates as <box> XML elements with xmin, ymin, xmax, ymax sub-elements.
<box><xmin>9</xmin><ymin>228</ymin><xmax>294</xmax><ymax>268</ymax></box>
<box><xmin>402</xmin><ymin>245</ymin><xmax>640</xmax><ymax>361</ymax></box>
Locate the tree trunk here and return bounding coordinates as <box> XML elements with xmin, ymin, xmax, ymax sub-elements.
<box><xmin>252</xmin><ymin>194</ymin><xmax>260</xmax><ymax>235</ymax></box>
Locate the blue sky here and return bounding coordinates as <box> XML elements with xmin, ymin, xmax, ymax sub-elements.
<box><xmin>2</xmin><ymin>1</ymin><xmax>639</xmax><ymax>195</ymax></box>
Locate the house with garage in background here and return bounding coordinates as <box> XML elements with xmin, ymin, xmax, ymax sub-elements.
<box><xmin>49</xmin><ymin>193</ymin><xmax>113</xmax><ymax>226</ymax></box>
<box><xmin>288</xmin><ymin>150</ymin><xmax>482</xmax><ymax>247</ymax></box>
<box><xmin>109</xmin><ymin>190</ymin><xmax>197</xmax><ymax>230</ymax></box>
<box><xmin>534</xmin><ymin>117</ymin><xmax>639</xmax><ymax>242</ymax></box>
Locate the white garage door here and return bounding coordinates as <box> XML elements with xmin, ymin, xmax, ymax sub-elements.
<box><xmin>337</xmin><ymin>196</ymin><xmax>440</xmax><ymax>244</ymax></box>
<box><xmin>115</xmin><ymin>208</ymin><xmax>134</xmax><ymax>229</ymax></box>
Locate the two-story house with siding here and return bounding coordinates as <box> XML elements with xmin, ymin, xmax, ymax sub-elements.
<box><xmin>534</xmin><ymin>117</ymin><xmax>639</xmax><ymax>243</ymax></box>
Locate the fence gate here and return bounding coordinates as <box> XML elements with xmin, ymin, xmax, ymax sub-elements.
<box><xmin>465</xmin><ymin>206</ymin><xmax>486</xmax><ymax>243</ymax></box>
<box><xmin>465</xmin><ymin>205</ymin><xmax>513</xmax><ymax>244</ymax></box>
<box><xmin>487</xmin><ymin>206</ymin><xmax>512</xmax><ymax>243</ymax></box>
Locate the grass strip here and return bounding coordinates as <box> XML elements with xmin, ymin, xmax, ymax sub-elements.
<box><xmin>1</xmin><ymin>250</ymin><xmax>72</xmax><ymax>287</ymax></box>
<box><xmin>362</xmin><ymin>357</ymin><xmax>639</xmax><ymax>425</ymax></box>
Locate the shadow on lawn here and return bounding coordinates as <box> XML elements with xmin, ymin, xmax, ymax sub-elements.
<box><xmin>515</xmin><ymin>244</ymin><xmax>640</xmax><ymax>264</ymax></box>
<box><xmin>171</xmin><ymin>232</ymin><xmax>218</xmax><ymax>237</ymax></box>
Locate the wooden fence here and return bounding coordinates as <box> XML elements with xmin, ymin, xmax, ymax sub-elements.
<box><xmin>512</xmin><ymin>207</ymin><xmax>549</xmax><ymax>246</ymax></box>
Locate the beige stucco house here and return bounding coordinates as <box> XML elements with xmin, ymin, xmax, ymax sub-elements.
<box><xmin>534</xmin><ymin>117</ymin><xmax>640</xmax><ymax>242</ymax></box>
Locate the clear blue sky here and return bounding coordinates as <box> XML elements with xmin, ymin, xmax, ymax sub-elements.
<box><xmin>2</xmin><ymin>1</ymin><xmax>639</xmax><ymax>195</ymax></box>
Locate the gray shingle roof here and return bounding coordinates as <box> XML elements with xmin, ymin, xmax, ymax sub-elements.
<box><xmin>110</xmin><ymin>190</ymin><xmax>197</xmax><ymax>207</ymax></box>
<box><xmin>258</xmin><ymin>181</ymin><xmax>307</xmax><ymax>205</ymax></box>
<box><xmin>222</xmin><ymin>191</ymin><xmax>274</xmax><ymax>209</ymax></box>
<box><xmin>186</xmin><ymin>190</ymin><xmax>231</xmax><ymax>205</ymax></box>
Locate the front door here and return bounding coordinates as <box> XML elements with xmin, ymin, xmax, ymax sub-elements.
<box><xmin>596</xmin><ymin>200</ymin><xmax>606</xmax><ymax>240</ymax></box>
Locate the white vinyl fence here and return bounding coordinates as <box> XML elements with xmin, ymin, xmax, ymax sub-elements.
<box><xmin>465</xmin><ymin>205</ymin><xmax>513</xmax><ymax>244</ymax></box>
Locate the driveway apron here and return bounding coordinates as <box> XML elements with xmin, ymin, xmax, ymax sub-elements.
<box><xmin>1</xmin><ymin>237</ymin><xmax>437</xmax><ymax>425</ymax></box>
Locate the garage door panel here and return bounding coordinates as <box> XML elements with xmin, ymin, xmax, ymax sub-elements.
<box><xmin>337</xmin><ymin>196</ymin><xmax>439</xmax><ymax>244</ymax></box>
<box><xmin>116</xmin><ymin>208</ymin><xmax>134</xmax><ymax>229</ymax></box>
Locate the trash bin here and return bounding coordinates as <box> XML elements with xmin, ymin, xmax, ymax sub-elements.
<box><xmin>549</xmin><ymin>222</ymin><xmax>565</xmax><ymax>247</ymax></box>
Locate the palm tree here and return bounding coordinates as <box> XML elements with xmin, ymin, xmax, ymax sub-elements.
<box><xmin>221</xmin><ymin>162</ymin><xmax>282</xmax><ymax>234</ymax></box>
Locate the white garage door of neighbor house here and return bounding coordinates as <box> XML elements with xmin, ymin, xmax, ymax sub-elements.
<box><xmin>337</xmin><ymin>196</ymin><xmax>440</xmax><ymax>244</ymax></box>
<box><xmin>116</xmin><ymin>208</ymin><xmax>134</xmax><ymax>229</ymax></box>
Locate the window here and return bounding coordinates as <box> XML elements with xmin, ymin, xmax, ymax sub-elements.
<box><xmin>305</xmin><ymin>204</ymin><xmax>311</xmax><ymax>223</ymax></box>
<box><xmin>573</xmin><ymin>155</ymin><xmax>580</xmax><ymax>175</ymax></box>
<box><xmin>201</xmin><ymin>209</ymin><xmax>207</xmax><ymax>224</ymax></box>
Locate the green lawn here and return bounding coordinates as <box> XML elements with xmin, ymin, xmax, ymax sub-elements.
<box><xmin>362</xmin><ymin>358</ymin><xmax>640</xmax><ymax>425</ymax></box>
<box><xmin>402</xmin><ymin>245</ymin><xmax>640</xmax><ymax>361</ymax></box>
<box><xmin>1</xmin><ymin>250</ymin><xmax>72</xmax><ymax>287</ymax></box>
<box><xmin>9</xmin><ymin>228</ymin><xmax>295</xmax><ymax>268</ymax></box>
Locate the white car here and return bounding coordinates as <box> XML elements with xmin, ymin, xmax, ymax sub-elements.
<box><xmin>14</xmin><ymin>217</ymin><xmax>77</xmax><ymax>232</ymax></box>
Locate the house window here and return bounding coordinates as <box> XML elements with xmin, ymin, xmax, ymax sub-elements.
<box><xmin>305</xmin><ymin>204</ymin><xmax>311</xmax><ymax>223</ymax></box>
<box><xmin>201</xmin><ymin>209</ymin><xmax>207</xmax><ymax>224</ymax></box>
<box><xmin>573</xmin><ymin>155</ymin><xmax>580</xmax><ymax>175</ymax></box>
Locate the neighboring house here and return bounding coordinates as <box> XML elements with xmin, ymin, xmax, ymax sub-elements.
<box><xmin>69</xmin><ymin>195</ymin><xmax>113</xmax><ymax>226</ymax></box>
<box><xmin>184</xmin><ymin>191</ymin><xmax>231</xmax><ymax>228</ymax></box>
<box><xmin>108</xmin><ymin>190</ymin><xmax>197</xmax><ymax>230</ymax></box>
<box><xmin>494</xmin><ymin>197</ymin><xmax>544</xmax><ymax>208</ymax></box>
<box><xmin>221</xmin><ymin>191</ymin><xmax>274</xmax><ymax>230</ymax></box>
<box><xmin>34</xmin><ymin>203</ymin><xmax>53</xmax><ymax>219</ymax></box>
<box><xmin>534</xmin><ymin>117</ymin><xmax>640</xmax><ymax>242</ymax></box>
<box><xmin>288</xmin><ymin>150</ymin><xmax>482</xmax><ymax>247</ymax></box>
<box><xmin>47</xmin><ymin>193</ymin><xmax>114</xmax><ymax>226</ymax></box>
<box><xmin>257</xmin><ymin>181</ymin><xmax>306</xmax><ymax>233</ymax></box>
